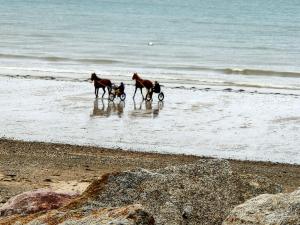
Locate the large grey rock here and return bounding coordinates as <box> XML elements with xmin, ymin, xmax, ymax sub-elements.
<box><xmin>223</xmin><ymin>188</ymin><xmax>300</xmax><ymax>225</ymax></box>
<box><xmin>0</xmin><ymin>159</ymin><xmax>281</xmax><ymax>225</ymax></box>
<box><xmin>72</xmin><ymin>159</ymin><xmax>281</xmax><ymax>225</ymax></box>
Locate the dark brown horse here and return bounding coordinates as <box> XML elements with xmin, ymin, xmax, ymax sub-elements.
<box><xmin>91</xmin><ymin>73</ymin><xmax>112</xmax><ymax>98</ymax></box>
<box><xmin>132</xmin><ymin>73</ymin><xmax>153</xmax><ymax>99</ymax></box>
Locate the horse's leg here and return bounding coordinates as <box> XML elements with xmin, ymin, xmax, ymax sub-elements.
<box><xmin>102</xmin><ymin>87</ymin><xmax>106</xmax><ymax>98</ymax></box>
<box><xmin>95</xmin><ymin>88</ymin><xmax>98</xmax><ymax>98</ymax></box>
<box><xmin>148</xmin><ymin>89</ymin><xmax>153</xmax><ymax>100</ymax></box>
<box><xmin>140</xmin><ymin>88</ymin><xmax>144</xmax><ymax>99</ymax></box>
<box><xmin>133</xmin><ymin>86</ymin><xmax>137</xmax><ymax>99</ymax></box>
<box><xmin>107</xmin><ymin>86</ymin><xmax>111</xmax><ymax>96</ymax></box>
<box><xmin>145</xmin><ymin>89</ymin><xmax>150</xmax><ymax>100</ymax></box>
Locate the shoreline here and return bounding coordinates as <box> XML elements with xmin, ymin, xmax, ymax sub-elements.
<box><xmin>1</xmin><ymin>138</ymin><xmax>299</xmax><ymax>207</ymax></box>
<box><xmin>1</xmin><ymin>73</ymin><xmax>300</xmax><ymax>96</ymax></box>
<box><xmin>2</xmin><ymin>136</ymin><xmax>300</xmax><ymax>166</ymax></box>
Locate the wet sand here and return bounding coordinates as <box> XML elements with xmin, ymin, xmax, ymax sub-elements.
<box><xmin>0</xmin><ymin>76</ymin><xmax>300</xmax><ymax>163</ymax></box>
<box><xmin>0</xmin><ymin>138</ymin><xmax>299</xmax><ymax>207</ymax></box>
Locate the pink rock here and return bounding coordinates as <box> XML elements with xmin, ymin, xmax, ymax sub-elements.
<box><xmin>0</xmin><ymin>189</ymin><xmax>77</xmax><ymax>217</ymax></box>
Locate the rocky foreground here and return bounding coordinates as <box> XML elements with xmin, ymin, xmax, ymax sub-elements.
<box><xmin>1</xmin><ymin>159</ymin><xmax>297</xmax><ymax>225</ymax></box>
<box><xmin>0</xmin><ymin>139</ymin><xmax>299</xmax><ymax>225</ymax></box>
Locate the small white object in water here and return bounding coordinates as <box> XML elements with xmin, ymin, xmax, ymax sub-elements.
<box><xmin>148</xmin><ymin>42</ymin><xmax>153</xmax><ymax>46</ymax></box>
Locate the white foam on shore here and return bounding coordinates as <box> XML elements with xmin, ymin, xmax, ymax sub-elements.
<box><xmin>0</xmin><ymin>76</ymin><xmax>299</xmax><ymax>164</ymax></box>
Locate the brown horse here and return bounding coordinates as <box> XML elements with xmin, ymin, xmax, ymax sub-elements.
<box><xmin>132</xmin><ymin>73</ymin><xmax>153</xmax><ymax>99</ymax></box>
<box><xmin>91</xmin><ymin>73</ymin><xmax>112</xmax><ymax>98</ymax></box>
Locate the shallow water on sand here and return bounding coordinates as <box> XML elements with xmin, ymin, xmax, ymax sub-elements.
<box><xmin>0</xmin><ymin>77</ymin><xmax>300</xmax><ymax>164</ymax></box>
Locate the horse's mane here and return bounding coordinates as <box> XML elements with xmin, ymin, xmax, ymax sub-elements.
<box><xmin>133</xmin><ymin>73</ymin><xmax>142</xmax><ymax>81</ymax></box>
<box><xmin>92</xmin><ymin>73</ymin><xmax>101</xmax><ymax>80</ymax></box>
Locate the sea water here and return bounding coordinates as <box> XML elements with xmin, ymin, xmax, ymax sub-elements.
<box><xmin>0</xmin><ymin>0</ymin><xmax>300</xmax><ymax>90</ymax></box>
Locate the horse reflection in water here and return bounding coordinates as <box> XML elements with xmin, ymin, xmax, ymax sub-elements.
<box><xmin>131</xmin><ymin>100</ymin><xmax>164</xmax><ymax>118</ymax></box>
<box><xmin>91</xmin><ymin>99</ymin><xmax>125</xmax><ymax>118</ymax></box>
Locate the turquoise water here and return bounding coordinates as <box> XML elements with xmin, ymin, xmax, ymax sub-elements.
<box><xmin>0</xmin><ymin>0</ymin><xmax>300</xmax><ymax>89</ymax></box>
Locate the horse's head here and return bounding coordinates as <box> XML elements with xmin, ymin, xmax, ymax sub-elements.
<box><xmin>91</xmin><ymin>73</ymin><xmax>97</xmax><ymax>81</ymax></box>
<box><xmin>132</xmin><ymin>73</ymin><xmax>139</xmax><ymax>80</ymax></box>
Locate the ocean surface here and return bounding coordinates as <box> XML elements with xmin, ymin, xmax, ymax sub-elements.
<box><xmin>0</xmin><ymin>0</ymin><xmax>300</xmax><ymax>90</ymax></box>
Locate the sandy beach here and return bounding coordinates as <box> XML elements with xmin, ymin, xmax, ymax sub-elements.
<box><xmin>1</xmin><ymin>138</ymin><xmax>299</xmax><ymax>208</ymax></box>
